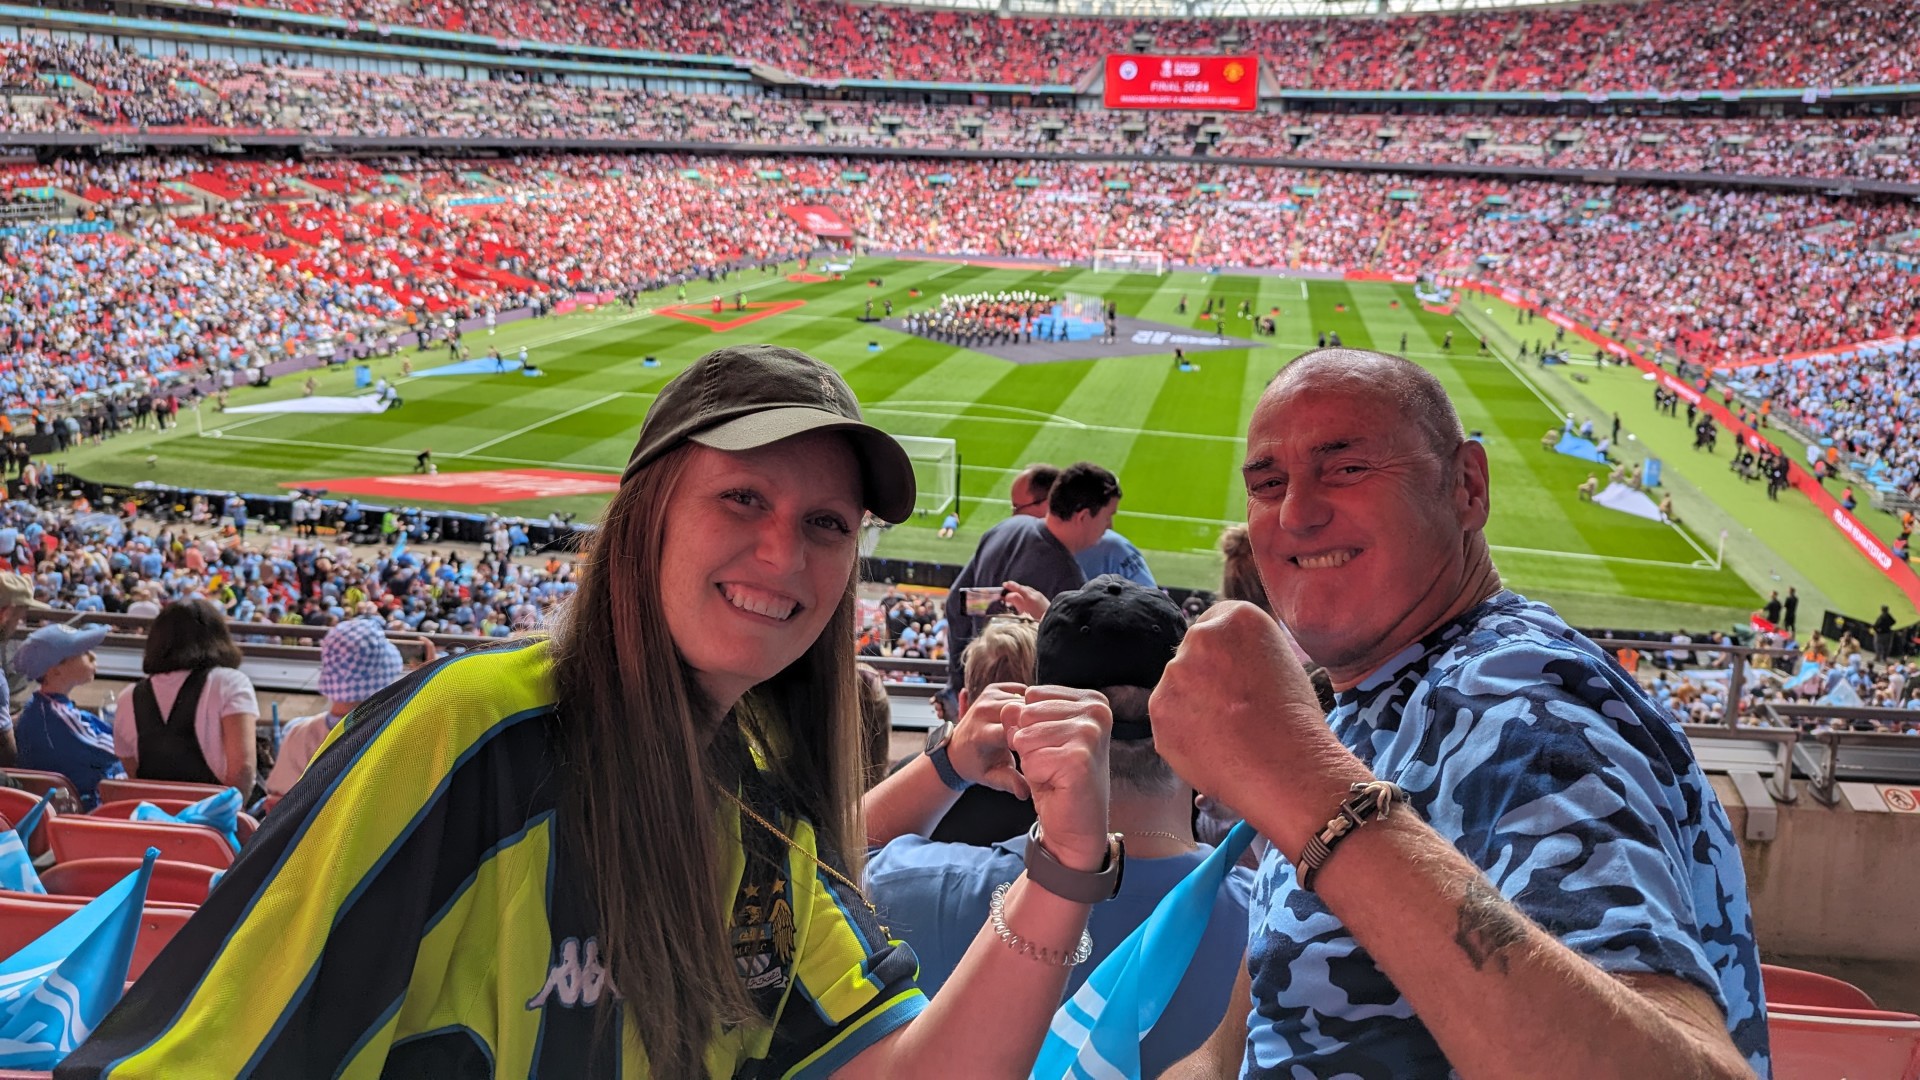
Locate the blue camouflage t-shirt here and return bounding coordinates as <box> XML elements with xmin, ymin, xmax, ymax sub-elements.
<box><xmin>1244</xmin><ymin>591</ymin><xmax>1769</xmax><ymax>1079</ymax></box>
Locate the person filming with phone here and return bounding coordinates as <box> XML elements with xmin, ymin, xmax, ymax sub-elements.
<box><xmin>943</xmin><ymin>462</ymin><xmax>1122</xmax><ymax>707</ymax></box>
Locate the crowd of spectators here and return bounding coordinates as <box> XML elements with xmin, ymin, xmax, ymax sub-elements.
<box><xmin>1641</xmin><ymin>628</ymin><xmax>1920</xmax><ymax>733</ymax></box>
<box><xmin>6</xmin><ymin>147</ymin><xmax>1920</xmax><ymax>456</ymax></box>
<box><xmin>0</xmin><ymin>491</ymin><xmax>578</xmax><ymax>641</ymax></box>
<box><xmin>7</xmin><ymin>43</ymin><xmax>1920</xmax><ymax>185</ymax></box>
<box><xmin>1737</xmin><ymin>341</ymin><xmax>1920</xmax><ymax>504</ymax></box>
<box><xmin>221</xmin><ymin>0</ymin><xmax>1920</xmax><ymax>92</ymax></box>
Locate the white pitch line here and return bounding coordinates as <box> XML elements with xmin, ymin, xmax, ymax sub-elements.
<box><xmin>455</xmin><ymin>392</ymin><xmax>626</xmax><ymax>457</ymax></box>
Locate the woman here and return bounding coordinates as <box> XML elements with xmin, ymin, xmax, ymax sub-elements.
<box><xmin>63</xmin><ymin>345</ymin><xmax>1117</xmax><ymax>1079</ymax></box>
<box><xmin>110</xmin><ymin>595</ymin><xmax>260</xmax><ymax>797</ymax></box>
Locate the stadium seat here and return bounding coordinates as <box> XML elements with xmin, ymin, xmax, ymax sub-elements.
<box><xmin>89</xmin><ymin>800</ymin><xmax>258</xmax><ymax>845</ymax></box>
<box><xmin>39</xmin><ymin>858</ymin><xmax>217</xmax><ymax>906</ymax></box>
<box><xmin>46</xmin><ymin>816</ymin><xmax>234</xmax><ymax>870</ymax></box>
<box><xmin>1768</xmin><ymin>1004</ymin><xmax>1920</xmax><ymax>1080</ymax></box>
<box><xmin>2</xmin><ymin>770</ymin><xmax>80</xmax><ymax>813</ymax></box>
<box><xmin>0</xmin><ymin>787</ymin><xmax>56</xmax><ymax>859</ymax></box>
<box><xmin>1763</xmin><ymin>963</ymin><xmax>1880</xmax><ymax>1010</ymax></box>
<box><xmin>96</xmin><ymin>778</ymin><xmax>232</xmax><ymax>805</ymax></box>
<box><xmin>0</xmin><ymin>893</ymin><xmax>195</xmax><ymax>982</ymax></box>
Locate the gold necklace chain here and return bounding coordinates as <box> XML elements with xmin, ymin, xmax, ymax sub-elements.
<box><xmin>1127</xmin><ymin>829</ymin><xmax>1193</xmax><ymax>846</ymax></box>
<box><xmin>716</xmin><ymin>787</ymin><xmax>888</xmax><ymax>934</ymax></box>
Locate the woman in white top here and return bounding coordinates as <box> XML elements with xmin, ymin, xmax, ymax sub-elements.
<box><xmin>113</xmin><ymin>597</ymin><xmax>260</xmax><ymax>795</ymax></box>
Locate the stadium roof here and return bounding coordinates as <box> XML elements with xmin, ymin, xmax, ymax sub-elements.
<box><xmin>887</xmin><ymin>0</ymin><xmax>1598</xmax><ymax>16</ymax></box>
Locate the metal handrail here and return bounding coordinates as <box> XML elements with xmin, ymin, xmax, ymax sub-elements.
<box><xmin>1589</xmin><ymin>636</ymin><xmax>1801</xmax><ymax>727</ymax></box>
<box><xmin>1756</xmin><ymin>702</ymin><xmax>1920</xmax><ymax>805</ymax></box>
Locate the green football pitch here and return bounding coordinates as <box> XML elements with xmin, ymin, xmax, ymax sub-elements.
<box><xmin>63</xmin><ymin>256</ymin><xmax>1884</xmax><ymax>630</ymax></box>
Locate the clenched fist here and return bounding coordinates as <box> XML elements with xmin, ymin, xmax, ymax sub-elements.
<box><xmin>1149</xmin><ymin>601</ymin><xmax>1373</xmax><ymax>854</ymax></box>
<box><xmin>1000</xmin><ymin>685</ymin><xmax>1112</xmax><ymax>872</ymax></box>
<box><xmin>951</xmin><ymin>682</ymin><xmax>1031</xmax><ymax>799</ymax></box>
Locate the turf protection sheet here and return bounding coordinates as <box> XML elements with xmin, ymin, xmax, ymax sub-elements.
<box><xmin>223</xmin><ymin>396</ymin><xmax>388</xmax><ymax>415</ymax></box>
<box><xmin>414</xmin><ymin>358</ymin><xmax>525</xmax><ymax>377</ymax></box>
<box><xmin>1594</xmin><ymin>483</ymin><xmax>1664</xmax><ymax>522</ymax></box>
<box><xmin>280</xmin><ymin>468</ymin><xmax>619</xmax><ymax>504</ymax></box>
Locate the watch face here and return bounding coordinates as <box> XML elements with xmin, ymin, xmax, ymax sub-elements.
<box><xmin>925</xmin><ymin>721</ymin><xmax>952</xmax><ymax>753</ymax></box>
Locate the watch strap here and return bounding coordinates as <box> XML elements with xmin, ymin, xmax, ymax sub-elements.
<box><xmin>926</xmin><ymin>740</ymin><xmax>971</xmax><ymax>793</ymax></box>
<box><xmin>1023</xmin><ymin>823</ymin><xmax>1124</xmax><ymax>903</ymax></box>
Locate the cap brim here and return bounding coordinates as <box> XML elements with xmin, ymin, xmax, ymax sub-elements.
<box><xmin>691</xmin><ymin>407</ymin><xmax>918</xmax><ymax>524</ymax></box>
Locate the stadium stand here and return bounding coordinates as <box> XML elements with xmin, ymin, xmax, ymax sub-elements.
<box><xmin>197</xmin><ymin>0</ymin><xmax>1920</xmax><ymax>91</ymax></box>
<box><xmin>4</xmin><ymin>43</ymin><xmax>1920</xmax><ymax>185</ymax></box>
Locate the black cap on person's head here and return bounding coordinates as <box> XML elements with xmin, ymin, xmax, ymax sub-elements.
<box><xmin>623</xmin><ymin>344</ymin><xmax>917</xmax><ymax>523</ymax></box>
<box><xmin>1036</xmin><ymin>575</ymin><xmax>1187</xmax><ymax>741</ymax></box>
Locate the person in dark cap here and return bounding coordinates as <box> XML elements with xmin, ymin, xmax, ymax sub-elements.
<box><xmin>13</xmin><ymin>621</ymin><xmax>120</xmax><ymax>807</ymax></box>
<box><xmin>67</xmin><ymin>345</ymin><xmax>1120</xmax><ymax>1080</ymax></box>
<box><xmin>864</xmin><ymin>575</ymin><xmax>1253</xmax><ymax>1076</ymax></box>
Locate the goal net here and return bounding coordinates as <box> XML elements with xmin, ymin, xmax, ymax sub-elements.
<box><xmin>894</xmin><ymin>435</ymin><xmax>959</xmax><ymax>520</ymax></box>
<box><xmin>1092</xmin><ymin>249</ymin><xmax>1167</xmax><ymax>276</ymax></box>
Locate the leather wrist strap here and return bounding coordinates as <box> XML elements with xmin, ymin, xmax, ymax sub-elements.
<box><xmin>1297</xmin><ymin>780</ymin><xmax>1407</xmax><ymax>891</ymax></box>
<box><xmin>1022</xmin><ymin>822</ymin><xmax>1124</xmax><ymax>903</ymax></box>
<box><xmin>926</xmin><ymin>741</ymin><xmax>971</xmax><ymax>793</ymax></box>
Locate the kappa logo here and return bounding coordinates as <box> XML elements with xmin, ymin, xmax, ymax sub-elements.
<box><xmin>526</xmin><ymin>936</ymin><xmax>609</xmax><ymax>1010</ymax></box>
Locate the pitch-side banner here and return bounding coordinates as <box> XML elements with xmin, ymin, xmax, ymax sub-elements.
<box><xmin>1103</xmin><ymin>55</ymin><xmax>1259</xmax><ymax>112</ymax></box>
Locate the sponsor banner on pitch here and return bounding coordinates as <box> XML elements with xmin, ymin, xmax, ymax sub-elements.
<box><xmin>1103</xmin><ymin>54</ymin><xmax>1258</xmax><ymax>112</ymax></box>
<box><xmin>283</xmin><ymin>469</ymin><xmax>620</xmax><ymax>504</ymax></box>
<box><xmin>781</xmin><ymin>204</ymin><xmax>852</xmax><ymax>237</ymax></box>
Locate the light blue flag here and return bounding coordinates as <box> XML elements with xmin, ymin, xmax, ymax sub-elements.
<box><xmin>1031</xmin><ymin>822</ymin><xmax>1256</xmax><ymax>1080</ymax></box>
<box><xmin>0</xmin><ymin>848</ymin><xmax>156</xmax><ymax>1067</ymax></box>
<box><xmin>0</xmin><ymin>794</ymin><xmax>54</xmax><ymax>895</ymax></box>
<box><xmin>1781</xmin><ymin>661</ymin><xmax>1822</xmax><ymax>692</ymax></box>
<box><xmin>131</xmin><ymin>787</ymin><xmax>242</xmax><ymax>852</ymax></box>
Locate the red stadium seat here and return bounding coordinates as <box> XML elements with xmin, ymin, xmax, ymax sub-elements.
<box><xmin>0</xmin><ymin>893</ymin><xmax>195</xmax><ymax>981</ymax></box>
<box><xmin>0</xmin><ymin>787</ymin><xmax>56</xmax><ymax>859</ymax></box>
<box><xmin>1763</xmin><ymin>963</ymin><xmax>1879</xmax><ymax>1011</ymax></box>
<box><xmin>46</xmin><ymin>816</ymin><xmax>234</xmax><ymax>870</ymax></box>
<box><xmin>1768</xmin><ymin>1005</ymin><xmax>1920</xmax><ymax>1080</ymax></box>
<box><xmin>39</xmin><ymin>858</ymin><xmax>218</xmax><ymax>906</ymax></box>
<box><xmin>96</xmin><ymin>778</ymin><xmax>231</xmax><ymax>805</ymax></box>
<box><xmin>89</xmin><ymin>800</ymin><xmax>258</xmax><ymax>845</ymax></box>
<box><xmin>2</xmin><ymin>771</ymin><xmax>81</xmax><ymax>814</ymax></box>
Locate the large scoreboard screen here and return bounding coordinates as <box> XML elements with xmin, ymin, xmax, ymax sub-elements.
<box><xmin>1103</xmin><ymin>54</ymin><xmax>1259</xmax><ymax>111</ymax></box>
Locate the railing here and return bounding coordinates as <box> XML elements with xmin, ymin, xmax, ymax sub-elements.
<box><xmin>1585</xmin><ymin>636</ymin><xmax>1802</xmax><ymax>725</ymax></box>
<box><xmin>1758</xmin><ymin>702</ymin><xmax>1920</xmax><ymax>806</ymax></box>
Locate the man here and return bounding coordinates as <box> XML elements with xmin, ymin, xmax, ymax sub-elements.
<box><xmin>1154</xmin><ymin>349</ymin><xmax>1767</xmax><ymax>1078</ymax></box>
<box><xmin>265</xmin><ymin>619</ymin><xmax>405</xmax><ymax>799</ymax></box>
<box><xmin>1764</xmin><ymin>591</ymin><xmax>1783</xmax><ymax>627</ymax></box>
<box><xmin>866</xmin><ymin>576</ymin><xmax>1252</xmax><ymax>1076</ymax></box>
<box><xmin>1782</xmin><ymin>587</ymin><xmax>1799</xmax><ymax>636</ymax></box>
<box><xmin>1872</xmin><ymin>604</ymin><xmax>1898</xmax><ymax>662</ymax></box>
<box><xmin>943</xmin><ymin>462</ymin><xmax>1119</xmax><ymax>698</ymax></box>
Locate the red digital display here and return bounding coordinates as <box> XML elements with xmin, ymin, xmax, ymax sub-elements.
<box><xmin>1103</xmin><ymin>54</ymin><xmax>1259</xmax><ymax>112</ymax></box>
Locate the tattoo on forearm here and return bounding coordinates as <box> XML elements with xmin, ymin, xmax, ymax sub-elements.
<box><xmin>1453</xmin><ymin>879</ymin><xmax>1528</xmax><ymax>974</ymax></box>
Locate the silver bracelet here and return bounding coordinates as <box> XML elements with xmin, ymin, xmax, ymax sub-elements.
<box><xmin>990</xmin><ymin>881</ymin><xmax>1093</xmax><ymax>967</ymax></box>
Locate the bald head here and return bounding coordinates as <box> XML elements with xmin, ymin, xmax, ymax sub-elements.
<box><xmin>1268</xmin><ymin>348</ymin><xmax>1466</xmax><ymax>462</ymax></box>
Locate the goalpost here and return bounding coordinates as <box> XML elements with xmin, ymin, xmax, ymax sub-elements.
<box><xmin>893</xmin><ymin>435</ymin><xmax>959</xmax><ymax>521</ymax></box>
<box><xmin>1092</xmin><ymin>249</ymin><xmax>1168</xmax><ymax>276</ymax></box>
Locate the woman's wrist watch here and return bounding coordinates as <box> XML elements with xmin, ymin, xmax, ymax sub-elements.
<box><xmin>1023</xmin><ymin>823</ymin><xmax>1125</xmax><ymax>903</ymax></box>
<box><xmin>924</xmin><ymin>721</ymin><xmax>971</xmax><ymax>793</ymax></box>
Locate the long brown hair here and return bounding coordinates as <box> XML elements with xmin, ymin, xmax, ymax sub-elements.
<box><xmin>550</xmin><ymin>442</ymin><xmax>866</xmax><ymax>1076</ymax></box>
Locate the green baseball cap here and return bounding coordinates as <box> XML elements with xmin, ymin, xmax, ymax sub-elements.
<box><xmin>624</xmin><ymin>345</ymin><xmax>917</xmax><ymax>523</ymax></box>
